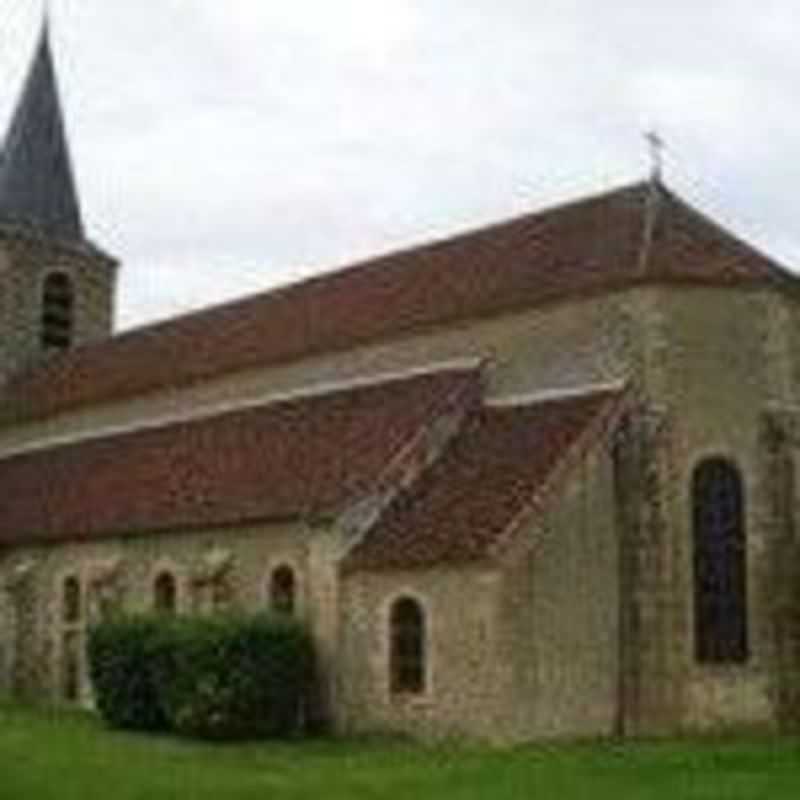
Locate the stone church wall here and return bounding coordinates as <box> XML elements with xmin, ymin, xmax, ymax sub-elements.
<box><xmin>337</xmin><ymin>565</ymin><xmax>505</xmax><ymax>741</ymax></box>
<box><xmin>493</xmin><ymin>435</ymin><xmax>620</xmax><ymax>741</ymax></box>
<box><xmin>786</xmin><ymin>296</ymin><xmax>800</xmax><ymax>401</ymax></box>
<box><xmin>0</xmin><ymin>550</ymin><xmax>12</xmax><ymax>696</ymax></box>
<box><xmin>0</xmin><ymin>234</ymin><xmax>116</xmax><ymax>378</ymax></box>
<box><xmin>638</xmin><ymin>286</ymin><xmax>793</xmax><ymax>732</ymax></box>
<box><xmin>0</xmin><ymin>521</ymin><xmax>319</xmax><ymax>704</ymax></box>
<box><xmin>2</xmin><ymin>283</ymin><xmax>797</xmax><ymax>739</ymax></box>
<box><xmin>336</xmin><ymin>438</ymin><xmax>619</xmax><ymax>744</ymax></box>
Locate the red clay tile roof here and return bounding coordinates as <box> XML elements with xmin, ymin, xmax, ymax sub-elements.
<box><xmin>343</xmin><ymin>388</ymin><xmax>624</xmax><ymax>572</ymax></box>
<box><xmin>0</xmin><ymin>367</ymin><xmax>479</xmax><ymax>546</ymax></box>
<box><xmin>2</xmin><ymin>181</ymin><xmax>793</xmax><ymax>424</ymax></box>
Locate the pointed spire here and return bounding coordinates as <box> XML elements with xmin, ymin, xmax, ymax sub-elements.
<box><xmin>0</xmin><ymin>20</ymin><xmax>84</xmax><ymax>240</ymax></box>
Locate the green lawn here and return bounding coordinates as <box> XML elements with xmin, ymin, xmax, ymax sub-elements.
<box><xmin>1</xmin><ymin>704</ymin><xmax>799</xmax><ymax>800</ymax></box>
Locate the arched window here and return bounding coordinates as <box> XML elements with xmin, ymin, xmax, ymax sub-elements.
<box><xmin>269</xmin><ymin>565</ymin><xmax>296</xmax><ymax>615</ymax></box>
<box><xmin>692</xmin><ymin>458</ymin><xmax>749</xmax><ymax>664</ymax></box>
<box><xmin>154</xmin><ymin>571</ymin><xmax>178</xmax><ymax>615</ymax></box>
<box><xmin>60</xmin><ymin>575</ymin><xmax>83</xmax><ymax>702</ymax></box>
<box><xmin>62</xmin><ymin>632</ymin><xmax>80</xmax><ymax>702</ymax></box>
<box><xmin>389</xmin><ymin>596</ymin><xmax>426</xmax><ymax>694</ymax></box>
<box><xmin>41</xmin><ymin>272</ymin><xmax>74</xmax><ymax>351</ymax></box>
<box><xmin>62</xmin><ymin>575</ymin><xmax>81</xmax><ymax>624</ymax></box>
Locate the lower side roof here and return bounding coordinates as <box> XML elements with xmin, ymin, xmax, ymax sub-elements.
<box><xmin>0</xmin><ymin>361</ymin><xmax>624</xmax><ymax>575</ymax></box>
<box><xmin>342</xmin><ymin>386</ymin><xmax>624</xmax><ymax>572</ymax></box>
<box><xmin>0</xmin><ymin>366</ymin><xmax>480</xmax><ymax>546</ymax></box>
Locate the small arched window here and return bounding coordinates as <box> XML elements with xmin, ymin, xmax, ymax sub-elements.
<box><xmin>269</xmin><ymin>565</ymin><xmax>296</xmax><ymax>615</ymax></box>
<box><xmin>154</xmin><ymin>571</ymin><xmax>178</xmax><ymax>615</ymax></box>
<box><xmin>62</xmin><ymin>575</ymin><xmax>81</xmax><ymax>624</ymax></box>
<box><xmin>60</xmin><ymin>575</ymin><xmax>83</xmax><ymax>702</ymax></box>
<box><xmin>389</xmin><ymin>596</ymin><xmax>426</xmax><ymax>694</ymax></box>
<box><xmin>692</xmin><ymin>458</ymin><xmax>749</xmax><ymax>664</ymax></box>
<box><xmin>62</xmin><ymin>632</ymin><xmax>80</xmax><ymax>702</ymax></box>
<box><xmin>41</xmin><ymin>272</ymin><xmax>74</xmax><ymax>351</ymax></box>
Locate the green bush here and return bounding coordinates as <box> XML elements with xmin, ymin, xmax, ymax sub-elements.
<box><xmin>88</xmin><ymin>613</ymin><xmax>314</xmax><ymax>740</ymax></box>
<box><xmin>86</xmin><ymin>617</ymin><xmax>170</xmax><ymax>732</ymax></box>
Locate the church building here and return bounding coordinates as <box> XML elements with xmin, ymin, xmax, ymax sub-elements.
<box><xmin>1</xmin><ymin>25</ymin><xmax>799</xmax><ymax>743</ymax></box>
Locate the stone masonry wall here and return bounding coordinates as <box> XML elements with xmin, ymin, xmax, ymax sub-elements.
<box><xmin>493</xmin><ymin>435</ymin><xmax>620</xmax><ymax>741</ymax></box>
<box><xmin>638</xmin><ymin>286</ymin><xmax>796</xmax><ymax>732</ymax></box>
<box><xmin>0</xmin><ymin>548</ymin><xmax>12</xmax><ymax>696</ymax></box>
<box><xmin>0</xmin><ymin>232</ymin><xmax>116</xmax><ymax>379</ymax></box>
<box><xmin>0</xmin><ymin>521</ymin><xmax>324</xmax><ymax>705</ymax></box>
<box><xmin>337</xmin><ymin>565</ymin><xmax>505</xmax><ymax>741</ymax></box>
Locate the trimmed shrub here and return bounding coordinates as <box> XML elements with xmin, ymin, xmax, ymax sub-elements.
<box><xmin>87</xmin><ymin>616</ymin><xmax>169</xmax><ymax>732</ymax></box>
<box><xmin>88</xmin><ymin>613</ymin><xmax>314</xmax><ymax>740</ymax></box>
<box><xmin>153</xmin><ymin>614</ymin><xmax>313</xmax><ymax>740</ymax></box>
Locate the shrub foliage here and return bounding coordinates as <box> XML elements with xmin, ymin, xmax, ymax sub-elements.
<box><xmin>87</xmin><ymin>616</ymin><xmax>169</xmax><ymax>732</ymax></box>
<box><xmin>88</xmin><ymin>613</ymin><xmax>313</xmax><ymax>740</ymax></box>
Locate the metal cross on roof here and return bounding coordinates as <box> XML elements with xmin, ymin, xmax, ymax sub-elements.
<box><xmin>644</xmin><ymin>130</ymin><xmax>665</xmax><ymax>182</ymax></box>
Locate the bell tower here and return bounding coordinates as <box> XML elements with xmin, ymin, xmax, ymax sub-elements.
<box><xmin>0</xmin><ymin>21</ymin><xmax>117</xmax><ymax>378</ymax></box>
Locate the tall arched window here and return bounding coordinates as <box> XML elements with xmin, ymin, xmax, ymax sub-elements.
<box><xmin>269</xmin><ymin>565</ymin><xmax>296</xmax><ymax>615</ymax></box>
<box><xmin>41</xmin><ymin>272</ymin><xmax>74</xmax><ymax>351</ymax></box>
<box><xmin>154</xmin><ymin>571</ymin><xmax>178</xmax><ymax>615</ymax></box>
<box><xmin>692</xmin><ymin>458</ymin><xmax>749</xmax><ymax>664</ymax></box>
<box><xmin>389</xmin><ymin>596</ymin><xmax>426</xmax><ymax>694</ymax></box>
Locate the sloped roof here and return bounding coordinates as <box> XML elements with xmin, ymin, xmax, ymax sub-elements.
<box><xmin>2</xmin><ymin>181</ymin><xmax>793</xmax><ymax>424</ymax></box>
<box><xmin>0</xmin><ymin>367</ymin><xmax>478</xmax><ymax>546</ymax></box>
<box><xmin>343</xmin><ymin>388</ymin><xmax>624</xmax><ymax>572</ymax></box>
<box><xmin>0</xmin><ymin>24</ymin><xmax>84</xmax><ymax>241</ymax></box>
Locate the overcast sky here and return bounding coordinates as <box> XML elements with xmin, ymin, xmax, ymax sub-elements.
<box><xmin>1</xmin><ymin>0</ymin><xmax>799</xmax><ymax>330</ymax></box>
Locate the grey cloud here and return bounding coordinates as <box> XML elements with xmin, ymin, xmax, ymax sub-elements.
<box><xmin>3</xmin><ymin>1</ymin><xmax>798</xmax><ymax>328</ymax></box>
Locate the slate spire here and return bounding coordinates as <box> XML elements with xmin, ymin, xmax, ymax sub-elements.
<box><xmin>0</xmin><ymin>20</ymin><xmax>84</xmax><ymax>240</ymax></box>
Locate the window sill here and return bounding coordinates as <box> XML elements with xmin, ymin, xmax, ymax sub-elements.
<box><xmin>694</xmin><ymin>660</ymin><xmax>758</xmax><ymax>676</ymax></box>
<box><xmin>390</xmin><ymin>692</ymin><xmax>434</xmax><ymax>711</ymax></box>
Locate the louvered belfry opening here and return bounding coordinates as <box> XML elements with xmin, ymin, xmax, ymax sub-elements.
<box><xmin>692</xmin><ymin>458</ymin><xmax>749</xmax><ymax>664</ymax></box>
<box><xmin>41</xmin><ymin>271</ymin><xmax>74</xmax><ymax>350</ymax></box>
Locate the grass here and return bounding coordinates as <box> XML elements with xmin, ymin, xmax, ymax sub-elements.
<box><xmin>1</xmin><ymin>703</ymin><xmax>799</xmax><ymax>800</ymax></box>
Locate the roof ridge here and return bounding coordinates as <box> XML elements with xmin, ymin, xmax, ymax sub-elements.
<box><xmin>635</xmin><ymin>177</ymin><xmax>663</xmax><ymax>277</ymax></box>
<box><xmin>484</xmin><ymin>379</ymin><xmax>627</xmax><ymax>409</ymax></box>
<box><xmin>336</xmin><ymin>372</ymin><xmax>481</xmax><ymax>548</ymax></box>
